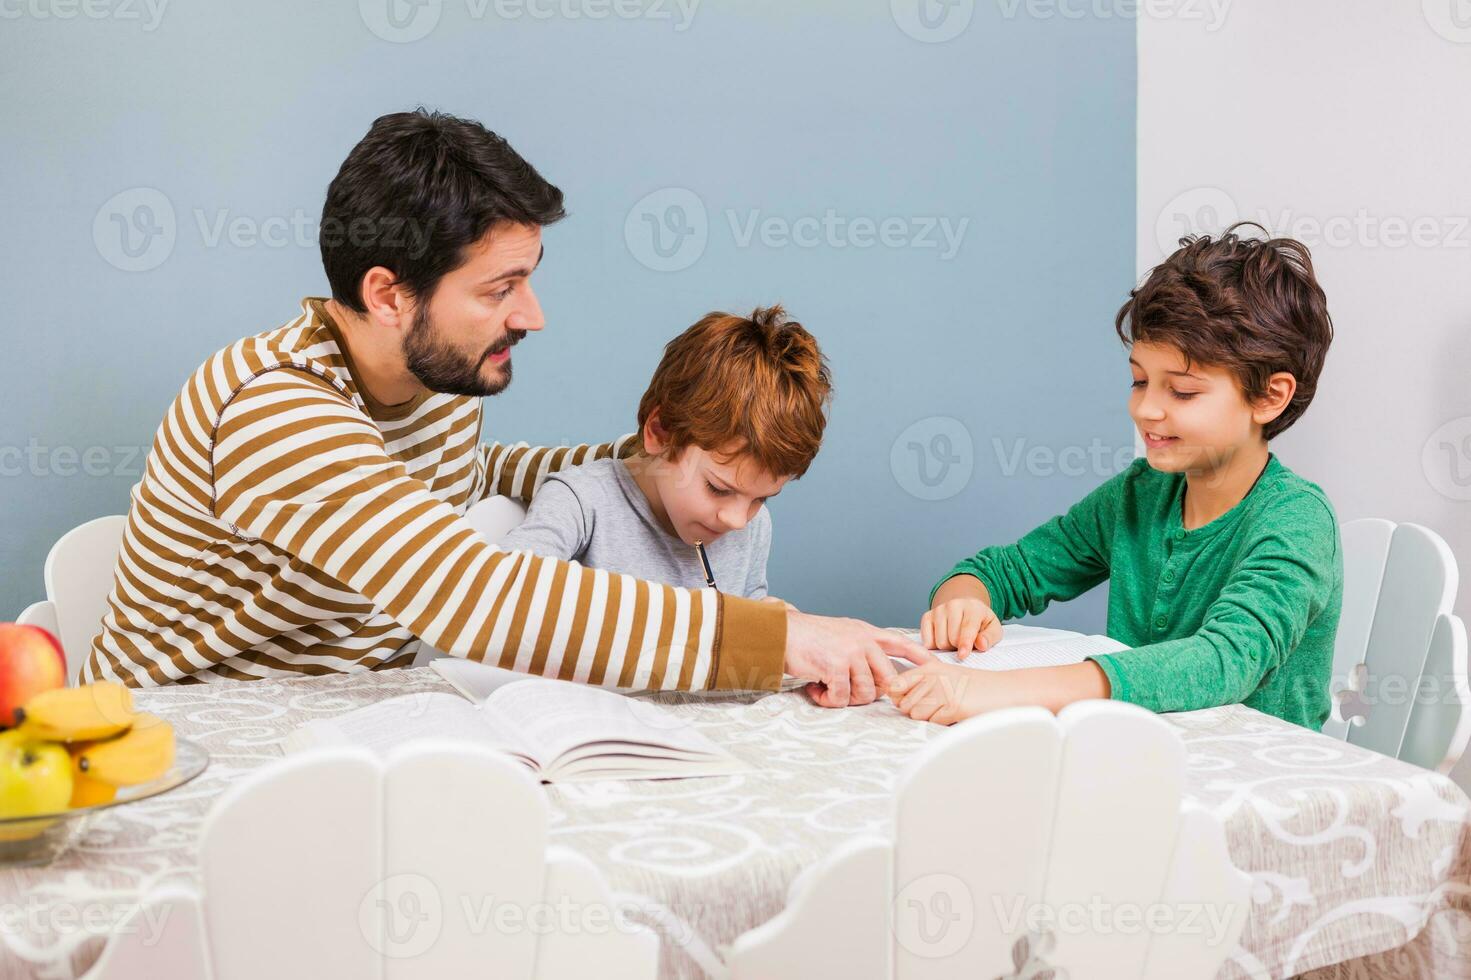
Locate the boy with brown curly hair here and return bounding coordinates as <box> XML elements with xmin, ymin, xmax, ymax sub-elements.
<box><xmin>891</xmin><ymin>225</ymin><xmax>1342</xmax><ymax>730</ymax></box>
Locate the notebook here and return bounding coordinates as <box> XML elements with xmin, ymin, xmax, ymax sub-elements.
<box><xmin>281</xmin><ymin>672</ymin><xmax>750</xmax><ymax>783</ymax></box>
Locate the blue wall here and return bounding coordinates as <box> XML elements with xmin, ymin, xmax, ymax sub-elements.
<box><xmin>1</xmin><ymin>0</ymin><xmax>1135</xmax><ymax>636</ymax></box>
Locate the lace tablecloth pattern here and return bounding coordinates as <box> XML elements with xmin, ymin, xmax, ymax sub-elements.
<box><xmin>1</xmin><ymin>667</ymin><xmax>1468</xmax><ymax>979</ymax></box>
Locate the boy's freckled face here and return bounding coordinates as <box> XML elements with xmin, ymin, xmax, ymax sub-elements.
<box><xmin>1128</xmin><ymin>342</ymin><xmax>1259</xmax><ymax>474</ymax></box>
<box><xmin>649</xmin><ymin>446</ymin><xmax>789</xmax><ymax>547</ymax></box>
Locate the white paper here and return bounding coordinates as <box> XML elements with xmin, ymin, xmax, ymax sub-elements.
<box><xmin>286</xmin><ymin>670</ymin><xmax>748</xmax><ymax>781</ymax></box>
<box><xmin>483</xmin><ymin>679</ymin><xmax>731</xmax><ymax>766</ymax></box>
<box><xmin>890</xmin><ymin>627</ymin><xmax>1128</xmax><ymax>672</ymax></box>
<box><xmin>935</xmin><ymin>634</ymin><xmax>1128</xmax><ymax>671</ymax></box>
<box><xmin>285</xmin><ymin>691</ymin><xmax>532</xmax><ymax>761</ymax></box>
<box><xmin>431</xmin><ymin>657</ymin><xmax>538</xmax><ymax>703</ymax></box>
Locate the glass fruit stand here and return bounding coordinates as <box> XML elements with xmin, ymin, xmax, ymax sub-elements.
<box><xmin>0</xmin><ymin>632</ymin><xmax>211</xmax><ymax>868</ymax></box>
<box><xmin>0</xmin><ymin>737</ymin><xmax>208</xmax><ymax>867</ymax></box>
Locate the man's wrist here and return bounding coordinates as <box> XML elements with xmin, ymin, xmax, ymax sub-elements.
<box><xmin>712</xmin><ymin>593</ymin><xmax>787</xmax><ymax>691</ymax></box>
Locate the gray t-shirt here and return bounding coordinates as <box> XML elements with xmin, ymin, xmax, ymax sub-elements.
<box><xmin>499</xmin><ymin>456</ymin><xmax>771</xmax><ymax>599</ymax></box>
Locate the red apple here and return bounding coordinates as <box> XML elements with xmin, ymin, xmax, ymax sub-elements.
<box><xmin>0</xmin><ymin>625</ymin><xmax>67</xmax><ymax>729</ymax></box>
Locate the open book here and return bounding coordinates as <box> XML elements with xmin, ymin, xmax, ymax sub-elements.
<box><xmin>281</xmin><ymin>673</ymin><xmax>750</xmax><ymax>783</ymax></box>
<box><xmin>890</xmin><ymin>625</ymin><xmax>1128</xmax><ymax>671</ymax></box>
<box><xmin>429</xmin><ymin>657</ymin><xmax>809</xmax><ymax>704</ymax></box>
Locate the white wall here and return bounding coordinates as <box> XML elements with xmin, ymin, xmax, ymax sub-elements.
<box><xmin>1138</xmin><ymin>1</ymin><xmax>1471</xmax><ymax>619</ymax></box>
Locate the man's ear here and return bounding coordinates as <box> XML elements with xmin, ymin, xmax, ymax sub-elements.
<box><xmin>1252</xmin><ymin>372</ymin><xmax>1297</xmax><ymax>428</ymax></box>
<box><xmin>642</xmin><ymin>410</ymin><xmax>669</xmax><ymax>456</ymax></box>
<box><xmin>359</xmin><ymin>267</ymin><xmax>412</xmax><ymax>332</ymax></box>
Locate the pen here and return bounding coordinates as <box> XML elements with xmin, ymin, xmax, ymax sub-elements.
<box><xmin>695</xmin><ymin>540</ymin><xmax>717</xmax><ymax>589</ymax></box>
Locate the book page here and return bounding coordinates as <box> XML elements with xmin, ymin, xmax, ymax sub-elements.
<box><xmin>935</xmin><ymin>634</ymin><xmax>1128</xmax><ymax>671</ymax></box>
<box><xmin>888</xmin><ymin>630</ymin><xmax>1128</xmax><ymax>672</ymax></box>
<box><xmin>433</xmin><ymin>656</ymin><xmax>807</xmax><ymax>703</ymax></box>
<box><xmin>888</xmin><ymin>624</ymin><xmax>1086</xmax><ymax>649</ymax></box>
<box><xmin>484</xmin><ymin>678</ymin><xmax>735</xmax><ymax>771</ymax></box>
<box><xmin>431</xmin><ymin>657</ymin><xmax>539</xmax><ymax>703</ymax></box>
<box><xmin>554</xmin><ymin>751</ymin><xmax>748</xmax><ymax>782</ymax></box>
<box><xmin>284</xmin><ymin>692</ymin><xmax>535</xmax><ymax>766</ymax></box>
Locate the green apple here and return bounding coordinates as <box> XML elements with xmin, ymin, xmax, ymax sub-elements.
<box><xmin>0</xmin><ymin>730</ymin><xmax>73</xmax><ymax>839</ymax></box>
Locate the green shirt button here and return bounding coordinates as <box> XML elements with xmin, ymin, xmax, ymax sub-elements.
<box><xmin>1163</xmin><ymin>570</ymin><xmax>1176</xmax><ymax>583</ymax></box>
<box><xmin>1154</xmin><ymin>615</ymin><xmax>1167</xmax><ymax>629</ymax></box>
<box><xmin>1175</xmin><ymin>530</ymin><xmax>1187</xmax><ymax>541</ymax></box>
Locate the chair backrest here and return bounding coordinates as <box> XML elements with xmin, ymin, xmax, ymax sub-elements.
<box><xmin>1321</xmin><ymin>518</ymin><xmax>1395</xmax><ymax>740</ymax></box>
<box><xmin>463</xmin><ymin>495</ymin><xmax>530</xmax><ymax>545</ymax></box>
<box><xmin>16</xmin><ymin>600</ymin><xmax>60</xmax><ymax>640</ymax></box>
<box><xmin>1400</xmin><ymin>613</ymin><xmax>1471</xmax><ymax>778</ymax></box>
<box><xmin>42</xmin><ymin>515</ymin><xmax>127</xmax><ymax>685</ymax></box>
<box><xmin>1325</xmin><ymin>519</ymin><xmax>1464</xmax><ymax>767</ymax></box>
<box><xmin>84</xmin><ymin>741</ymin><xmax>659</xmax><ymax>980</ymax></box>
<box><xmin>728</xmin><ymin>701</ymin><xmax>1250</xmax><ymax>980</ymax></box>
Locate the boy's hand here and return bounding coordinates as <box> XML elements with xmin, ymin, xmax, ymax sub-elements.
<box><xmin>920</xmin><ymin>598</ymin><xmax>1003</xmax><ymax>658</ymax></box>
<box><xmin>887</xmin><ymin>662</ymin><xmax>990</xmax><ymax>725</ymax></box>
<box><xmin>761</xmin><ymin>595</ymin><xmax>798</xmax><ymax>612</ymax></box>
<box><xmin>889</xmin><ymin>660</ymin><xmax>1113</xmax><ymax>725</ymax></box>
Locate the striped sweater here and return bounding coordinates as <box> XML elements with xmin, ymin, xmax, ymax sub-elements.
<box><xmin>84</xmin><ymin>298</ymin><xmax>786</xmax><ymax>689</ymax></box>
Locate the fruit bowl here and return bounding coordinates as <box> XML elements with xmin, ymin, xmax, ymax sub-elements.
<box><xmin>0</xmin><ymin>737</ymin><xmax>208</xmax><ymax>868</ymax></box>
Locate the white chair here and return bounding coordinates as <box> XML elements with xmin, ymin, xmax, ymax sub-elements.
<box><xmin>83</xmin><ymin>741</ymin><xmax>659</xmax><ymax>980</ymax></box>
<box><xmin>728</xmin><ymin>701</ymin><xmax>1250</xmax><ymax>980</ymax></box>
<box><xmin>463</xmin><ymin>494</ymin><xmax>530</xmax><ymax>544</ymax></box>
<box><xmin>412</xmin><ymin>496</ymin><xmax>529</xmax><ymax>668</ymax></box>
<box><xmin>15</xmin><ymin>515</ymin><xmax>128</xmax><ymax>686</ymax></box>
<box><xmin>21</xmin><ymin>503</ymin><xmax>527</xmax><ymax>677</ymax></box>
<box><xmin>1324</xmin><ymin>519</ymin><xmax>1470</xmax><ymax>779</ymax></box>
<box><xmin>16</xmin><ymin>599</ymin><xmax>61</xmax><ymax>642</ymax></box>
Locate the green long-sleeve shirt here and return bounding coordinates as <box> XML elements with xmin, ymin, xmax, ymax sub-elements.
<box><xmin>932</xmin><ymin>454</ymin><xmax>1342</xmax><ymax>730</ymax></box>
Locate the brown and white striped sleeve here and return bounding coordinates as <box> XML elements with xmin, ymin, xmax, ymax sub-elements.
<box><xmin>211</xmin><ymin>369</ymin><xmax>785</xmax><ymax>690</ymax></box>
<box><xmin>471</xmin><ymin>431</ymin><xmax>639</xmax><ymax>504</ymax></box>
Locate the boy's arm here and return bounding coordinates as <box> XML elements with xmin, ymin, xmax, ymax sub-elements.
<box><xmin>472</xmin><ymin>432</ymin><xmax>639</xmax><ymax>504</ymax></box>
<box><xmin>930</xmin><ymin>467</ymin><xmax>1126</xmax><ymax>618</ymax></box>
<box><xmin>1088</xmin><ymin>492</ymin><xmax>1338</xmax><ymax>715</ymax></box>
<box><xmin>495</xmin><ymin>478</ymin><xmax>590</xmax><ymax>561</ymax></box>
<box><xmin>890</xmin><ymin>659</ymin><xmax>1110</xmax><ymax>724</ymax></box>
<box><xmin>930</xmin><ymin>572</ymin><xmax>992</xmax><ymax>607</ymax></box>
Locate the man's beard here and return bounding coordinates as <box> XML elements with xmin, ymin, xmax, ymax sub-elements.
<box><xmin>403</xmin><ymin>304</ymin><xmax>526</xmax><ymax>397</ymax></box>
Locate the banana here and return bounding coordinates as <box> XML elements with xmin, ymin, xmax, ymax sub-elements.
<box><xmin>68</xmin><ymin>770</ymin><xmax>118</xmax><ymax>808</ymax></box>
<box><xmin>65</xmin><ymin>744</ymin><xmax>119</xmax><ymax>807</ymax></box>
<box><xmin>17</xmin><ymin>683</ymin><xmax>136</xmax><ymax>742</ymax></box>
<box><xmin>73</xmin><ymin>714</ymin><xmax>174</xmax><ymax>786</ymax></box>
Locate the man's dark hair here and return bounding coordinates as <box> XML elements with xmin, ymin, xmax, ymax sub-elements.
<box><xmin>1115</xmin><ymin>222</ymin><xmax>1334</xmax><ymax>440</ymax></box>
<box><xmin>321</xmin><ymin>109</ymin><xmax>566</xmax><ymax>312</ymax></box>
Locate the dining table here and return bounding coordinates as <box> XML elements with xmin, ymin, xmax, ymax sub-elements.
<box><xmin>2</xmin><ymin>638</ymin><xmax>1469</xmax><ymax>979</ymax></box>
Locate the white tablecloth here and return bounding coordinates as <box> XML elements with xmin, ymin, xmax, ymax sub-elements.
<box><xmin>1</xmin><ymin>666</ymin><xmax>1469</xmax><ymax>979</ymax></box>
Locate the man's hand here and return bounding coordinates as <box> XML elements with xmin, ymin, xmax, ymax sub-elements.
<box><xmin>783</xmin><ymin>610</ymin><xmax>933</xmax><ymax>708</ymax></box>
<box><xmin>920</xmin><ymin>597</ymin><xmax>1003</xmax><ymax>658</ymax></box>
